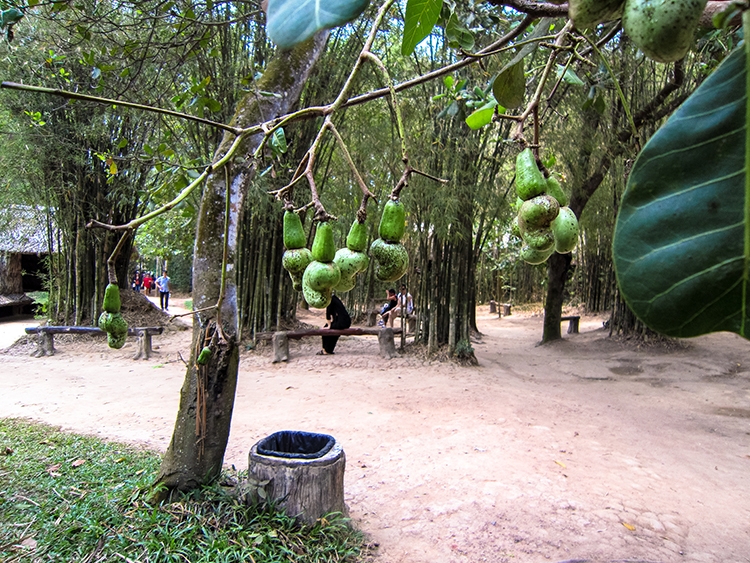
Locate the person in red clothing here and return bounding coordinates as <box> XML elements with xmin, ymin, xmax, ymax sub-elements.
<box><xmin>142</xmin><ymin>272</ymin><xmax>153</xmax><ymax>296</ymax></box>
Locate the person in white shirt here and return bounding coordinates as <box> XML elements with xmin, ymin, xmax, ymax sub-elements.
<box><xmin>388</xmin><ymin>284</ymin><xmax>413</xmax><ymax>327</ymax></box>
<box><xmin>155</xmin><ymin>271</ymin><xmax>170</xmax><ymax>310</ymax></box>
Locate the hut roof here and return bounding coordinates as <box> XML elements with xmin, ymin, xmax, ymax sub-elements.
<box><xmin>0</xmin><ymin>293</ymin><xmax>33</xmax><ymax>307</ymax></box>
<box><xmin>0</xmin><ymin>205</ymin><xmax>56</xmax><ymax>254</ymax></box>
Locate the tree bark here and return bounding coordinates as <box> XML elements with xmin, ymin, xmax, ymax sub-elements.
<box><xmin>542</xmin><ymin>251</ymin><xmax>572</xmax><ymax>343</ymax></box>
<box><xmin>156</xmin><ymin>33</ymin><xmax>329</xmax><ymax>492</ymax></box>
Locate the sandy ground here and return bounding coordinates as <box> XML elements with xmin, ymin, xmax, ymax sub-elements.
<box><xmin>1</xmin><ymin>302</ymin><xmax>749</xmax><ymax>563</ymax></box>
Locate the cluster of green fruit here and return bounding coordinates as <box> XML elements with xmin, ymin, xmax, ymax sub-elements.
<box><xmin>98</xmin><ymin>283</ymin><xmax>129</xmax><ymax>349</ymax></box>
<box><xmin>566</xmin><ymin>0</ymin><xmax>708</xmax><ymax>63</ymax></box>
<box><xmin>281</xmin><ymin>199</ymin><xmax>409</xmax><ymax>309</ymax></box>
<box><xmin>512</xmin><ymin>148</ymin><xmax>579</xmax><ymax>265</ymax></box>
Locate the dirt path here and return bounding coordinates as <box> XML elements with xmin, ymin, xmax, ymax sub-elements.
<box><xmin>1</xmin><ymin>308</ymin><xmax>749</xmax><ymax>562</ymax></box>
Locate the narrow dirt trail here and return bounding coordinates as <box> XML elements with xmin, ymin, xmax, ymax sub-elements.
<box><xmin>1</xmin><ymin>308</ymin><xmax>749</xmax><ymax>562</ymax></box>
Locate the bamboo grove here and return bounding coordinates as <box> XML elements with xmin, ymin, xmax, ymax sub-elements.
<box><xmin>0</xmin><ymin>1</ymin><xmax>739</xmax><ymax>349</ymax></box>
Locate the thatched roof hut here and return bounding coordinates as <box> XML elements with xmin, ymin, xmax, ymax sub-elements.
<box><xmin>0</xmin><ymin>205</ymin><xmax>55</xmax><ymax>316</ymax></box>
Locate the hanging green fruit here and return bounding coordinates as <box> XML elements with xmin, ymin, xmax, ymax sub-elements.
<box><xmin>551</xmin><ymin>207</ymin><xmax>580</xmax><ymax>254</ymax></box>
<box><xmin>301</xmin><ymin>221</ymin><xmax>341</xmax><ymax>309</ymax></box>
<box><xmin>102</xmin><ymin>283</ymin><xmax>121</xmax><ymax>314</ymax></box>
<box><xmin>520</xmin><ymin>244</ymin><xmax>555</xmax><ymax>265</ymax></box>
<box><xmin>283</xmin><ymin>210</ymin><xmax>307</xmax><ymax>250</ymax></box>
<box><xmin>370</xmin><ymin>237</ymin><xmax>409</xmax><ymax>282</ymax></box>
<box><xmin>378</xmin><ymin>199</ymin><xmax>406</xmax><ymax>243</ymax></box>
<box><xmin>519</xmin><ymin>194</ymin><xmax>560</xmax><ymax>231</ymax></box>
<box><xmin>515</xmin><ymin>149</ymin><xmax>548</xmax><ymax>201</ymax></box>
<box><xmin>281</xmin><ymin>209</ymin><xmax>313</xmax><ymax>291</ymax></box>
<box><xmin>622</xmin><ymin>0</ymin><xmax>708</xmax><ymax>63</ymax></box>
<box><xmin>544</xmin><ymin>175</ymin><xmax>568</xmax><ymax>207</ymax></box>
<box><xmin>334</xmin><ymin>219</ymin><xmax>370</xmax><ymax>292</ymax></box>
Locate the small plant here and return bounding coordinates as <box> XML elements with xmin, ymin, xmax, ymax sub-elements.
<box><xmin>453</xmin><ymin>339</ymin><xmax>478</xmax><ymax>365</ymax></box>
<box><xmin>26</xmin><ymin>291</ymin><xmax>49</xmax><ymax>319</ymax></box>
<box><xmin>183</xmin><ymin>298</ymin><xmax>192</xmax><ymax>310</ymax></box>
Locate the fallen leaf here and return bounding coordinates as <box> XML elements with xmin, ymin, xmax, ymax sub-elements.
<box><xmin>71</xmin><ymin>459</ymin><xmax>86</xmax><ymax>468</ymax></box>
<box><xmin>46</xmin><ymin>463</ymin><xmax>61</xmax><ymax>474</ymax></box>
<box><xmin>20</xmin><ymin>537</ymin><xmax>37</xmax><ymax>549</ymax></box>
<box><xmin>2</xmin><ymin>446</ymin><xmax>13</xmax><ymax>455</ymax></box>
<box><xmin>622</xmin><ymin>522</ymin><xmax>636</xmax><ymax>531</ymax></box>
<box><xmin>554</xmin><ymin>460</ymin><xmax>567</xmax><ymax>469</ymax></box>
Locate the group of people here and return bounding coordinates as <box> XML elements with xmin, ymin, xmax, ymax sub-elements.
<box><xmin>317</xmin><ymin>284</ymin><xmax>414</xmax><ymax>356</ymax></box>
<box><xmin>378</xmin><ymin>284</ymin><xmax>413</xmax><ymax>328</ymax></box>
<box><xmin>132</xmin><ymin>270</ymin><xmax>171</xmax><ymax>310</ymax></box>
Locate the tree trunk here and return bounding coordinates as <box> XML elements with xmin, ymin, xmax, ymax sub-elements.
<box><xmin>542</xmin><ymin>251</ymin><xmax>572</xmax><ymax>343</ymax></box>
<box><xmin>156</xmin><ymin>33</ymin><xmax>328</xmax><ymax>492</ymax></box>
<box><xmin>0</xmin><ymin>252</ymin><xmax>23</xmax><ymax>294</ymax></box>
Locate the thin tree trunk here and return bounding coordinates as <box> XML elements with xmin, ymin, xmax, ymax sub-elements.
<box><xmin>156</xmin><ymin>33</ymin><xmax>328</xmax><ymax>492</ymax></box>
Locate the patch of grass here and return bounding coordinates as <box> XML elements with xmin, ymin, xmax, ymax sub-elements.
<box><xmin>0</xmin><ymin>419</ymin><xmax>366</xmax><ymax>562</ymax></box>
<box><xmin>183</xmin><ymin>299</ymin><xmax>192</xmax><ymax>310</ymax></box>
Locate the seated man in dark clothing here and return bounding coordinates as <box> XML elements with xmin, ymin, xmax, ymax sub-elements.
<box><xmin>378</xmin><ymin>288</ymin><xmax>398</xmax><ymax>327</ymax></box>
<box><xmin>319</xmin><ymin>294</ymin><xmax>351</xmax><ymax>355</ymax></box>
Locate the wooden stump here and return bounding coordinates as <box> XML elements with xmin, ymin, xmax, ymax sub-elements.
<box><xmin>378</xmin><ymin>327</ymin><xmax>396</xmax><ymax>359</ymax></box>
<box><xmin>246</xmin><ymin>433</ymin><xmax>346</xmax><ymax>524</ymax></box>
<box><xmin>272</xmin><ymin>332</ymin><xmax>289</xmax><ymax>363</ymax></box>
<box><xmin>501</xmin><ymin>303</ymin><xmax>512</xmax><ymax>316</ymax></box>
<box><xmin>33</xmin><ymin>332</ymin><xmax>55</xmax><ymax>357</ymax></box>
<box><xmin>489</xmin><ymin>300</ymin><xmax>496</xmax><ymax>314</ymax></box>
<box><xmin>133</xmin><ymin>330</ymin><xmax>153</xmax><ymax>360</ymax></box>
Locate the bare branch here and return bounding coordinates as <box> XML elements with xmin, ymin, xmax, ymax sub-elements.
<box><xmin>1</xmin><ymin>82</ymin><xmax>245</xmax><ymax>136</ymax></box>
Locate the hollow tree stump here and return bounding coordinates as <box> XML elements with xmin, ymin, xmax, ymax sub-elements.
<box><xmin>272</xmin><ymin>332</ymin><xmax>289</xmax><ymax>363</ymax></box>
<box><xmin>246</xmin><ymin>433</ymin><xmax>346</xmax><ymax>524</ymax></box>
<box><xmin>378</xmin><ymin>327</ymin><xmax>396</xmax><ymax>359</ymax></box>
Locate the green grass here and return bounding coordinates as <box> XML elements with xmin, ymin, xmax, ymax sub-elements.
<box><xmin>183</xmin><ymin>299</ymin><xmax>192</xmax><ymax>310</ymax></box>
<box><xmin>0</xmin><ymin>419</ymin><xmax>366</xmax><ymax>562</ymax></box>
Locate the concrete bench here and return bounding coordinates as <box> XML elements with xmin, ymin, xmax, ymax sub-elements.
<box><xmin>25</xmin><ymin>325</ymin><xmax>164</xmax><ymax>360</ymax></box>
<box><xmin>560</xmin><ymin>315</ymin><xmax>580</xmax><ymax>334</ymax></box>
<box><xmin>272</xmin><ymin>327</ymin><xmax>402</xmax><ymax>363</ymax></box>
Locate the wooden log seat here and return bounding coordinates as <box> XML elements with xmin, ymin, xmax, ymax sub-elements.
<box><xmin>560</xmin><ymin>315</ymin><xmax>580</xmax><ymax>334</ymax></box>
<box><xmin>272</xmin><ymin>327</ymin><xmax>400</xmax><ymax>363</ymax></box>
<box><xmin>24</xmin><ymin>325</ymin><xmax>164</xmax><ymax>360</ymax></box>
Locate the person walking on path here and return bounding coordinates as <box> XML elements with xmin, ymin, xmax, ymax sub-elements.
<box><xmin>143</xmin><ymin>272</ymin><xmax>153</xmax><ymax>296</ymax></box>
<box><xmin>155</xmin><ymin>271</ymin><xmax>171</xmax><ymax>310</ymax></box>
<box><xmin>318</xmin><ymin>294</ymin><xmax>351</xmax><ymax>355</ymax></box>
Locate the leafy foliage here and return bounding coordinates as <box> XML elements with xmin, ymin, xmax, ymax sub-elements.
<box><xmin>402</xmin><ymin>0</ymin><xmax>443</xmax><ymax>56</ymax></box>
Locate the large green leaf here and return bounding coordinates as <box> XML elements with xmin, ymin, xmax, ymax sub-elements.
<box><xmin>402</xmin><ymin>0</ymin><xmax>443</xmax><ymax>56</ymax></box>
<box><xmin>266</xmin><ymin>0</ymin><xmax>369</xmax><ymax>49</ymax></box>
<box><xmin>613</xmin><ymin>46</ymin><xmax>749</xmax><ymax>338</ymax></box>
<box><xmin>492</xmin><ymin>60</ymin><xmax>525</xmax><ymax>109</ymax></box>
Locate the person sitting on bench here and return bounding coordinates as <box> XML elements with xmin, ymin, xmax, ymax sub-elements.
<box><xmin>318</xmin><ymin>294</ymin><xmax>351</xmax><ymax>355</ymax></box>
<box><xmin>378</xmin><ymin>288</ymin><xmax>398</xmax><ymax>327</ymax></box>
<box><xmin>388</xmin><ymin>284</ymin><xmax>414</xmax><ymax>327</ymax></box>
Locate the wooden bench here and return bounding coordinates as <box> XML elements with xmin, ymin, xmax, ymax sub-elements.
<box><xmin>272</xmin><ymin>327</ymin><xmax>402</xmax><ymax>363</ymax></box>
<box><xmin>25</xmin><ymin>325</ymin><xmax>164</xmax><ymax>360</ymax></box>
<box><xmin>560</xmin><ymin>315</ymin><xmax>580</xmax><ymax>334</ymax></box>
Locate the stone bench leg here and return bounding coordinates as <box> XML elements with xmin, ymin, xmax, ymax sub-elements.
<box><xmin>32</xmin><ymin>332</ymin><xmax>55</xmax><ymax>357</ymax></box>
<box><xmin>133</xmin><ymin>330</ymin><xmax>154</xmax><ymax>360</ymax></box>
<box><xmin>378</xmin><ymin>327</ymin><xmax>396</xmax><ymax>359</ymax></box>
<box><xmin>272</xmin><ymin>332</ymin><xmax>289</xmax><ymax>363</ymax></box>
<box><xmin>567</xmin><ymin>318</ymin><xmax>580</xmax><ymax>334</ymax></box>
